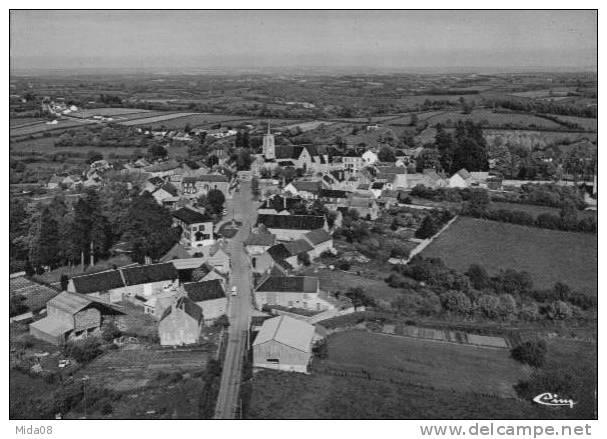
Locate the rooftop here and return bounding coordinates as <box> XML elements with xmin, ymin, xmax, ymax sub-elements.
<box><xmin>172</xmin><ymin>207</ymin><xmax>213</xmax><ymax>225</ymax></box>
<box><xmin>252</xmin><ymin>315</ymin><xmax>315</xmax><ymax>353</ymax></box>
<box><xmin>256</xmin><ymin>276</ymin><xmax>318</xmax><ymax>294</ymax></box>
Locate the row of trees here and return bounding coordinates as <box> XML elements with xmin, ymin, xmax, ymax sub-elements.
<box><xmin>387</xmin><ymin>256</ymin><xmax>594</xmax><ymax>321</ymax></box>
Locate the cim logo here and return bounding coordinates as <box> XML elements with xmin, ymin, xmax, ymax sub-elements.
<box><xmin>533</xmin><ymin>392</ymin><xmax>577</xmax><ymax>408</ymax></box>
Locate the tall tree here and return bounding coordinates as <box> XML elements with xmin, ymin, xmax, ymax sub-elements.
<box><xmin>120</xmin><ymin>192</ymin><xmax>180</xmax><ymax>262</ymax></box>
<box><xmin>28</xmin><ymin>206</ymin><xmax>60</xmax><ymax>270</ymax></box>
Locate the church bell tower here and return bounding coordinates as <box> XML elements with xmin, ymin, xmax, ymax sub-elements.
<box><xmin>262</xmin><ymin>122</ymin><xmax>275</xmax><ymax>160</ymax></box>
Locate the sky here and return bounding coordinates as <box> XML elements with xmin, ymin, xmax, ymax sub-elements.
<box><xmin>10</xmin><ymin>10</ymin><xmax>597</xmax><ymax>73</ymax></box>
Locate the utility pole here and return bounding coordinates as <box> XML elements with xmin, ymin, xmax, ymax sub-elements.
<box><xmin>82</xmin><ymin>376</ymin><xmax>89</xmax><ymax>419</ymax></box>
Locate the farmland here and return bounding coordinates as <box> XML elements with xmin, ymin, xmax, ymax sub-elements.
<box><xmin>421</xmin><ymin>217</ymin><xmax>597</xmax><ymax>295</ymax></box>
<box><xmin>420</xmin><ymin>109</ymin><xmax>565</xmax><ymax>130</ymax></box>
<box><xmin>68</xmin><ymin>107</ymin><xmax>153</xmax><ymax>118</ymax></box>
<box><xmin>119</xmin><ymin>112</ymin><xmax>201</xmax><ymax>126</ymax></box>
<box><xmin>10</xmin><ymin>118</ymin><xmax>95</xmax><ymax>137</ymax></box>
<box><xmin>246</xmin><ymin>330</ymin><xmax>545</xmax><ymax>419</ymax></box>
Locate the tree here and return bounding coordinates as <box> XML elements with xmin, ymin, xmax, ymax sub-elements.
<box><xmin>206</xmin><ymin>189</ymin><xmax>225</xmax><ymax>215</ymax></box>
<box><xmin>205</xmin><ymin>154</ymin><xmax>219</xmax><ymax>168</ymax></box>
<box><xmin>511</xmin><ymin>340</ymin><xmax>547</xmax><ymax>367</ymax></box>
<box><xmin>377</xmin><ymin>146</ymin><xmax>396</xmax><ymax>163</ymax></box>
<box><xmin>28</xmin><ymin>206</ymin><xmax>60</xmax><ymax>270</ymax></box>
<box><xmin>415</xmin><ymin>216</ymin><xmax>438</xmax><ymax>239</ymax></box>
<box><xmin>466</xmin><ymin>188</ymin><xmax>490</xmax><ymax>215</ymax></box>
<box><xmin>449</xmin><ymin>121</ymin><xmax>489</xmax><ymax>173</ymax></box>
<box><xmin>120</xmin><ymin>192</ymin><xmax>180</xmax><ymax>262</ymax></box>
<box><xmin>440</xmin><ymin>291</ymin><xmax>472</xmax><ymax>315</ymax></box>
<box><xmin>345</xmin><ymin>287</ymin><xmax>375</xmax><ymax>308</ymax></box>
<box><xmin>86</xmin><ymin>150</ymin><xmax>103</xmax><ymax>164</ymax></box>
<box><xmin>476</xmin><ymin>294</ymin><xmax>500</xmax><ymax>318</ymax></box>
<box><xmin>147</xmin><ymin>144</ymin><xmax>168</xmax><ymax>160</ymax></box>
<box><xmin>466</xmin><ymin>264</ymin><xmax>491</xmax><ymax>290</ymax></box>
<box><xmin>60</xmin><ymin>274</ymin><xmax>69</xmax><ymax>291</ymax></box>
<box><xmin>251</xmin><ymin>177</ymin><xmax>260</xmax><ymax>199</ymax></box>
<box><xmin>297</xmin><ymin>252</ymin><xmax>311</xmax><ymax>266</ymax></box>
<box><xmin>416</xmin><ymin>148</ymin><xmax>442</xmax><ymax>172</ymax></box>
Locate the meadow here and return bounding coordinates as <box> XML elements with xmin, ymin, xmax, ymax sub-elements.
<box><xmin>421</xmin><ymin>217</ymin><xmax>597</xmax><ymax>295</ymax></box>
<box><xmin>246</xmin><ymin>330</ymin><xmax>548</xmax><ymax>419</ymax></box>
<box><xmin>68</xmin><ymin>107</ymin><xmax>153</xmax><ymax>118</ymax></box>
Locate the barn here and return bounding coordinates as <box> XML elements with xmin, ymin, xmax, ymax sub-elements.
<box><xmin>252</xmin><ymin>315</ymin><xmax>316</xmax><ymax>373</ymax></box>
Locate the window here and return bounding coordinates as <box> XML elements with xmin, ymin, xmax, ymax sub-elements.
<box><xmin>266</xmin><ymin>359</ymin><xmax>279</xmax><ymax>364</ymax></box>
<box><xmin>288</xmin><ymin>301</ymin><xmax>293</xmax><ymax>307</ymax></box>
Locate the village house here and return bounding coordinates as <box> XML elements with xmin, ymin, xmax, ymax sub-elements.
<box><xmin>172</xmin><ymin>207</ymin><xmax>215</xmax><ymax>248</ymax></box>
<box><xmin>252</xmin><ymin>315</ymin><xmax>321</xmax><ymax>373</ymax></box>
<box><xmin>375</xmin><ymin>166</ymin><xmax>408</xmax><ymax>189</ymax></box>
<box><xmin>256</xmin><ymin>214</ymin><xmax>328</xmax><ymax>241</ymax></box>
<box><xmin>344</xmin><ymin>193</ymin><xmax>380</xmax><ymax>220</ymax></box>
<box><xmin>266</xmin><ymin>239</ymin><xmax>315</xmax><ymax>270</ymax></box>
<box><xmin>182</xmin><ymin>279</ymin><xmax>227</xmax><ymax>324</ymax></box>
<box><xmin>181</xmin><ymin>174</ymin><xmax>231</xmax><ymax>200</ymax></box>
<box><xmin>341</xmin><ymin>150</ymin><xmax>365</xmax><ymax>172</ymax></box>
<box><xmin>143</xmin><ymin>289</ymin><xmax>178</xmax><ymax>320</ymax></box>
<box><xmin>449</xmin><ymin>169</ymin><xmax>472</xmax><ymax>188</ymax></box>
<box><xmin>29</xmin><ymin>291</ymin><xmax>122</xmax><ymax>346</ymax></box>
<box><xmin>158</xmin><ymin>297</ymin><xmax>203</xmax><ymax>346</ymax></box>
<box><xmin>144</xmin><ymin>159</ymin><xmax>181</xmax><ymax>178</ymax></box>
<box><xmin>362</xmin><ymin>150</ymin><xmax>379</xmax><ymax>165</ymax></box>
<box><xmin>254</xmin><ymin>276</ymin><xmax>335</xmax><ymax>312</ymax></box>
<box><xmin>67</xmin><ymin>263</ymin><xmax>179</xmax><ymax>304</ymax></box>
<box><xmin>149</xmin><ymin>182</ymin><xmax>180</xmax><ymax>207</ymax></box>
<box><xmin>303</xmin><ymin>229</ymin><xmax>334</xmax><ymax>258</ymax></box>
<box><xmin>244</xmin><ymin>229</ymin><xmax>277</xmax><ymax>255</ymax></box>
<box><xmin>283</xmin><ymin>181</ymin><xmax>321</xmax><ymax>199</ymax></box>
<box><xmin>257</xmin><ymin>195</ymin><xmax>303</xmax><ymax>215</ymax></box>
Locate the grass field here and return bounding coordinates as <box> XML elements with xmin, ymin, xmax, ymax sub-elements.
<box><xmin>301</xmin><ymin>267</ymin><xmax>403</xmax><ymax>304</ymax></box>
<box><xmin>320</xmin><ymin>331</ymin><xmax>526</xmax><ymax>396</ymax></box>
<box><xmin>421</xmin><ymin>217</ymin><xmax>597</xmax><ymax>295</ymax></box>
<box><xmin>549</xmin><ymin>115</ymin><xmax>597</xmax><ymax>131</ymax></box>
<box><xmin>10</xmin><ymin>117</ymin><xmax>45</xmax><ymax>128</ymax></box>
<box><xmin>68</xmin><ymin>108</ymin><xmax>153</xmax><ymax>118</ymax></box>
<box><xmin>422</xmin><ymin>109</ymin><xmax>564</xmax><ymax>129</ymax></box>
<box><xmin>10</xmin><ymin>119</ymin><xmax>95</xmax><ymax>137</ymax></box>
<box><xmin>246</xmin><ymin>330</ymin><xmax>549</xmax><ymax>419</ymax></box>
<box><xmin>119</xmin><ymin>112</ymin><xmax>201</xmax><ymax>126</ymax></box>
<box><xmin>10</xmin><ymin>135</ymin><xmax>189</xmax><ymax>159</ymax></box>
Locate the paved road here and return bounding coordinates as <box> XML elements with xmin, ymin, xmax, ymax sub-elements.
<box><xmin>214</xmin><ymin>177</ymin><xmax>256</xmax><ymax>419</ymax></box>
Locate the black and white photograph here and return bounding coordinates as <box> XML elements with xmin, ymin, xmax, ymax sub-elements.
<box><xmin>6</xmin><ymin>5</ymin><xmax>601</xmax><ymax>435</ymax></box>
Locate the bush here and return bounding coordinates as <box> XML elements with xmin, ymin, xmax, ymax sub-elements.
<box><xmin>312</xmin><ymin>339</ymin><xmax>328</xmax><ymax>359</ymax></box>
<box><xmin>63</xmin><ymin>338</ymin><xmax>103</xmax><ymax>364</ymax></box>
<box><xmin>511</xmin><ymin>340</ymin><xmax>547</xmax><ymax>367</ymax></box>
<box><xmin>334</xmin><ymin>259</ymin><xmax>351</xmax><ymax>271</ymax></box>
<box><xmin>101</xmin><ymin>319</ymin><xmax>122</xmax><ymax>342</ymax></box>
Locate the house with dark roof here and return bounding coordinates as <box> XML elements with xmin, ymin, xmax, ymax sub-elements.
<box><xmin>158</xmin><ymin>297</ymin><xmax>203</xmax><ymax>346</ymax></box>
<box><xmin>244</xmin><ymin>231</ymin><xmax>276</xmax><ymax>255</ymax></box>
<box><xmin>150</xmin><ymin>182</ymin><xmax>180</xmax><ymax>207</ymax></box>
<box><xmin>172</xmin><ymin>207</ymin><xmax>215</xmax><ymax>248</ymax></box>
<box><xmin>303</xmin><ymin>228</ymin><xmax>334</xmax><ymax>258</ymax></box>
<box><xmin>29</xmin><ymin>291</ymin><xmax>123</xmax><ymax>346</ymax></box>
<box><xmin>68</xmin><ymin>263</ymin><xmax>178</xmax><ymax>304</ymax></box>
<box><xmin>256</xmin><ymin>214</ymin><xmax>327</xmax><ymax>241</ymax></box>
<box><xmin>182</xmin><ymin>279</ymin><xmax>227</xmax><ymax>323</ymax></box>
<box><xmin>254</xmin><ymin>276</ymin><xmax>334</xmax><ymax>312</ymax></box>
<box><xmin>266</xmin><ymin>238</ymin><xmax>314</xmax><ymax>270</ymax></box>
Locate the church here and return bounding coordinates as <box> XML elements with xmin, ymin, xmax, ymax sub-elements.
<box><xmin>258</xmin><ymin>123</ymin><xmax>329</xmax><ymax>173</ymax></box>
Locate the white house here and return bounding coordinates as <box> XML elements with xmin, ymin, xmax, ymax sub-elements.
<box><xmin>362</xmin><ymin>150</ymin><xmax>379</xmax><ymax>165</ymax></box>
<box><xmin>254</xmin><ymin>276</ymin><xmax>335</xmax><ymax>312</ymax></box>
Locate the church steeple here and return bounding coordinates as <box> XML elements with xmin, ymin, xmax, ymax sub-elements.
<box><xmin>262</xmin><ymin>121</ymin><xmax>275</xmax><ymax>160</ymax></box>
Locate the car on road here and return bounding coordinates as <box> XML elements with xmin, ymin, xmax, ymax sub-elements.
<box><xmin>58</xmin><ymin>359</ymin><xmax>71</xmax><ymax>368</ymax></box>
<box><xmin>230</xmin><ymin>286</ymin><xmax>238</xmax><ymax>296</ymax></box>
